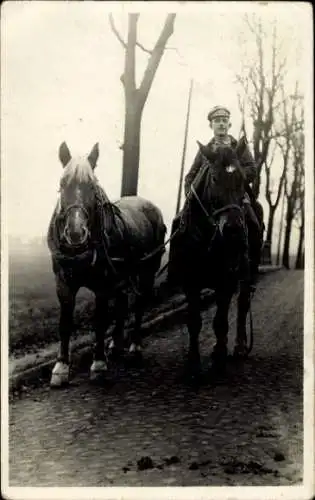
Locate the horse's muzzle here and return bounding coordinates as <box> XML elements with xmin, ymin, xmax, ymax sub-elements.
<box><xmin>63</xmin><ymin>224</ymin><xmax>90</xmax><ymax>248</ymax></box>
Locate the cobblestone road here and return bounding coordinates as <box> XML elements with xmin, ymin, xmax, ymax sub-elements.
<box><xmin>9</xmin><ymin>270</ymin><xmax>304</xmax><ymax>487</ymax></box>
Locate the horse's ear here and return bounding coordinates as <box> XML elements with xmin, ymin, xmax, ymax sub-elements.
<box><xmin>59</xmin><ymin>141</ymin><xmax>71</xmax><ymax>168</ymax></box>
<box><xmin>196</xmin><ymin>140</ymin><xmax>207</xmax><ymax>156</ymax></box>
<box><xmin>235</xmin><ymin>136</ymin><xmax>247</xmax><ymax>157</ymax></box>
<box><xmin>88</xmin><ymin>143</ymin><xmax>99</xmax><ymax>169</ymax></box>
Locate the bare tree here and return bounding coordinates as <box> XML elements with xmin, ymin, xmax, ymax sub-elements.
<box><xmin>295</xmin><ymin>182</ymin><xmax>304</xmax><ymax>269</ymax></box>
<box><xmin>293</xmin><ymin>125</ymin><xmax>305</xmax><ymax>269</ymax></box>
<box><xmin>265</xmin><ymin>82</ymin><xmax>301</xmax><ymax>246</ymax></box>
<box><xmin>264</xmin><ymin>139</ymin><xmax>284</xmax><ymax>243</ymax></box>
<box><xmin>109</xmin><ymin>13</ymin><xmax>176</xmax><ymax>196</ymax></box>
<box><xmin>282</xmin><ymin>99</ymin><xmax>304</xmax><ymax>269</ymax></box>
<box><xmin>236</xmin><ymin>16</ymin><xmax>287</xmax><ymax>199</ymax></box>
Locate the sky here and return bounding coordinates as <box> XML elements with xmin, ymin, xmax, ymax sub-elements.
<box><xmin>2</xmin><ymin>1</ymin><xmax>312</xmax><ymax>255</ymax></box>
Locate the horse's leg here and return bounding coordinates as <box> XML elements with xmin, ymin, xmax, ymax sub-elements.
<box><xmin>129</xmin><ymin>270</ymin><xmax>155</xmax><ymax>359</ymax></box>
<box><xmin>90</xmin><ymin>292</ymin><xmax>110</xmax><ymax>382</ymax></box>
<box><xmin>185</xmin><ymin>286</ymin><xmax>202</xmax><ymax>378</ymax></box>
<box><xmin>234</xmin><ymin>280</ymin><xmax>251</xmax><ymax>358</ymax></box>
<box><xmin>108</xmin><ymin>289</ymin><xmax>128</xmax><ymax>360</ymax></box>
<box><xmin>50</xmin><ymin>278</ymin><xmax>77</xmax><ymax>388</ymax></box>
<box><xmin>211</xmin><ymin>284</ymin><xmax>234</xmax><ymax>364</ymax></box>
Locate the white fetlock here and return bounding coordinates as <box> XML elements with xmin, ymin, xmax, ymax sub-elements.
<box><xmin>129</xmin><ymin>343</ymin><xmax>142</xmax><ymax>354</ymax></box>
<box><xmin>108</xmin><ymin>339</ymin><xmax>115</xmax><ymax>351</ymax></box>
<box><xmin>50</xmin><ymin>361</ymin><xmax>70</xmax><ymax>387</ymax></box>
<box><xmin>90</xmin><ymin>359</ymin><xmax>108</xmax><ymax>380</ymax></box>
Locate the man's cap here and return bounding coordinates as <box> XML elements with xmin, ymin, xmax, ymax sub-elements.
<box><xmin>207</xmin><ymin>106</ymin><xmax>231</xmax><ymax>121</ymax></box>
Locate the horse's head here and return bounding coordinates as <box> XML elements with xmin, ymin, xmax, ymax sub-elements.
<box><xmin>197</xmin><ymin>141</ymin><xmax>246</xmax><ymax>205</ymax></box>
<box><xmin>196</xmin><ymin>140</ymin><xmax>248</xmax><ymax>268</ymax></box>
<box><xmin>56</xmin><ymin>142</ymin><xmax>100</xmax><ymax>250</ymax></box>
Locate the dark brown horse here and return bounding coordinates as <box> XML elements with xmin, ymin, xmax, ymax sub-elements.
<box><xmin>168</xmin><ymin>138</ymin><xmax>264</xmax><ymax>380</ymax></box>
<box><xmin>47</xmin><ymin>142</ymin><xmax>166</xmax><ymax>387</ymax></box>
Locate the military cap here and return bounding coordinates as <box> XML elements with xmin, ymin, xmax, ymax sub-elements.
<box><xmin>207</xmin><ymin>106</ymin><xmax>231</xmax><ymax>121</ymax></box>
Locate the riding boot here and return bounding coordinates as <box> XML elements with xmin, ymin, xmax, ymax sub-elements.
<box><xmin>244</xmin><ymin>203</ymin><xmax>262</xmax><ymax>282</ymax></box>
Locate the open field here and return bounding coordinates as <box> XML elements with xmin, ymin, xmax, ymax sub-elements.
<box><xmin>9</xmin><ymin>247</ymin><xmax>93</xmax><ymax>356</ymax></box>
<box><xmin>8</xmin><ymin>241</ymin><xmax>170</xmax><ymax>358</ymax></box>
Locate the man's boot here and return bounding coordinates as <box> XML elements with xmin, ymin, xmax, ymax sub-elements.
<box><xmin>244</xmin><ymin>204</ymin><xmax>262</xmax><ymax>283</ymax></box>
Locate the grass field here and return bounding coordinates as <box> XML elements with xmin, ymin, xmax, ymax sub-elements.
<box><xmin>9</xmin><ymin>246</ymin><xmax>95</xmax><ymax>357</ymax></box>
<box><xmin>8</xmin><ymin>241</ymin><xmax>170</xmax><ymax>358</ymax></box>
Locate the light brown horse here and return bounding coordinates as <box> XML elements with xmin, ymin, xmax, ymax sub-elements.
<box><xmin>47</xmin><ymin>142</ymin><xmax>166</xmax><ymax>387</ymax></box>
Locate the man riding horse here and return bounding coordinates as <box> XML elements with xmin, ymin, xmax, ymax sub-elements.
<box><xmin>168</xmin><ymin>105</ymin><xmax>264</xmax><ymax>285</ymax></box>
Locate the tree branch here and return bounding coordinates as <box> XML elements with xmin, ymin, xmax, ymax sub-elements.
<box><xmin>138</xmin><ymin>13</ymin><xmax>176</xmax><ymax>110</ymax></box>
<box><xmin>136</xmin><ymin>41</ymin><xmax>153</xmax><ymax>54</ymax></box>
<box><xmin>109</xmin><ymin>14</ymin><xmax>126</xmax><ymax>49</ymax></box>
<box><xmin>123</xmin><ymin>13</ymin><xmax>139</xmax><ymax>95</ymax></box>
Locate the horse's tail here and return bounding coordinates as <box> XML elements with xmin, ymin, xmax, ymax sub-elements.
<box><xmin>155</xmin><ymin>219</ymin><xmax>167</xmax><ymax>249</ymax></box>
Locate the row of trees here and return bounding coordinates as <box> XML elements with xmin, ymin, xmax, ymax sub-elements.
<box><xmin>109</xmin><ymin>13</ymin><xmax>305</xmax><ymax>269</ymax></box>
<box><xmin>236</xmin><ymin>15</ymin><xmax>304</xmax><ymax>269</ymax></box>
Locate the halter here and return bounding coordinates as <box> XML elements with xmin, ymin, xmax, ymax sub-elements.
<box><xmin>190</xmin><ymin>184</ymin><xmax>244</xmax><ymax>226</ymax></box>
<box><xmin>56</xmin><ymin>203</ymin><xmax>91</xmax><ymax>249</ymax></box>
<box><xmin>59</xmin><ymin>203</ymin><xmax>90</xmax><ymax>222</ymax></box>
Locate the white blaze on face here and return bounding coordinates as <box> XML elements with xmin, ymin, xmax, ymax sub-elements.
<box><xmin>226</xmin><ymin>165</ymin><xmax>236</xmax><ymax>174</ymax></box>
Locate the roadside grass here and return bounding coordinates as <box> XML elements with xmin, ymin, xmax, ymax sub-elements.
<box><xmin>8</xmin><ymin>246</ymin><xmax>172</xmax><ymax>358</ymax></box>
<box><xmin>9</xmin><ymin>252</ymin><xmax>95</xmax><ymax>356</ymax></box>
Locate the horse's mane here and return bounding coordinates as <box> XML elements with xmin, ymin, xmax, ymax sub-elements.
<box><xmin>61</xmin><ymin>157</ymin><xmax>95</xmax><ymax>186</ymax></box>
<box><xmin>60</xmin><ymin>157</ymin><xmax>112</xmax><ymax>206</ymax></box>
<box><xmin>214</xmin><ymin>146</ymin><xmax>239</xmax><ymax>168</ymax></box>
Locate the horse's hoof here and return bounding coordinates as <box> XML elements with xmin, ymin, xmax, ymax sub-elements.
<box><xmin>127</xmin><ymin>343</ymin><xmax>143</xmax><ymax>366</ymax></box>
<box><xmin>90</xmin><ymin>359</ymin><xmax>108</xmax><ymax>383</ymax></box>
<box><xmin>108</xmin><ymin>343</ymin><xmax>124</xmax><ymax>362</ymax></box>
<box><xmin>50</xmin><ymin>361</ymin><xmax>70</xmax><ymax>388</ymax></box>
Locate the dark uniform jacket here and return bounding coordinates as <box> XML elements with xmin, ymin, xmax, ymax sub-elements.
<box><xmin>184</xmin><ymin>135</ymin><xmax>257</xmax><ymax>197</ymax></box>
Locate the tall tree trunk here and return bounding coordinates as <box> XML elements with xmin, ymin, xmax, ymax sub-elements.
<box><xmin>109</xmin><ymin>13</ymin><xmax>176</xmax><ymax>197</ymax></box>
<box><xmin>276</xmin><ymin>192</ymin><xmax>285</xmax><ymax>265</ymax></box>
<box><xmin>295</xmin><ymin>223</ymin><xmax>304</xmax><ymax>269</ymax></box>
<box><xmin>121</xmin><ymin>99</ymin><xmax>142</xmax><ymax>197</ymax></box>
<box><xmin>266</xmin><ymin>205</ymin><xmax>276</xmax><ymax>244</ymax></box>
<box><xmin>282</xmin><ymin>204</ymin><xmax>294</xmax><ymax>269</ymax></box>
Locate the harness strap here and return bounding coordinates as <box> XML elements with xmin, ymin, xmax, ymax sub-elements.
<box><xmin>190</xmin><ymin>185</ymin><xmax>213</xmax><ymax>222</ymax></box>
<box><xmin>190</xmin><ymin>185</ymin><xmax>243</xmax><ymax>224</ymax></box>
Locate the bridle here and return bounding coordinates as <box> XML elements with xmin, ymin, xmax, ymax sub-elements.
<box><xmin>190</xmin><ymin>184</ymin><xmax>244</xmax><ymax>227</ymax></box>
<box><xmin>58</xmin><ymin>203</ymin><xmax>91</xmax><ymax>248</ymax></box>
<box><xmin>188</xmin><ymin>166</ymin><xmax>247</xmax><ymax>258</ymax></box>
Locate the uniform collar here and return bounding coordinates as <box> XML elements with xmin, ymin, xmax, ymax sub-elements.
<box><xmin>209</xmin><ymin>134</ymin><xmax>237</xmax><ymax>147</ymax></box>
